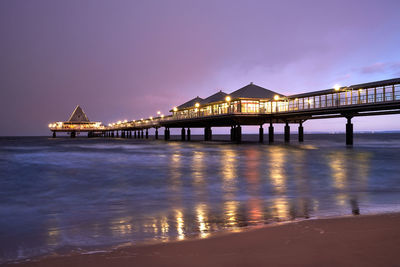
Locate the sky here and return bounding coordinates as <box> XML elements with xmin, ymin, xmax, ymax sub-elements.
<box><xmin>1</xmin><ymin>0</ymin><xmax>400</xmax><ymax>136</ymax></box>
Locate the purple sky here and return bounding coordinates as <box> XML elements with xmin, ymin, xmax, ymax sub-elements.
<box><xmin>1</xmin><ymin>0</ymin><xmax>400</xmax><ymax>136</ymax></box>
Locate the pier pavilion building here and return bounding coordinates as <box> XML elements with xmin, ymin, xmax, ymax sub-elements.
<box><xmin>49</xmin><ymin>77</ymin><xmax>400</xmax><ymax>145</ymax></box>
<box><xmin>48</xmin><ymin>105</ymin><xmax>103</xmax><ymax>138</ymax></box>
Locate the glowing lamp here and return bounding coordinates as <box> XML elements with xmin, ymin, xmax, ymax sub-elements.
<box><xmin>157</xmin><ymin>111</ymin><xmax>161</xmax><ymax>115</ymax></box>
<box><xmin>334</xmin><ymin>84</ymin><xmax>340</xmax><ymax>91</ymax></box>
<box><xmin>225</xmin><ymin>96</ymin><xmax>231</xmax><ymax>102</ymax></box>
<box><xmin>274</xmin><ymin>95</ymin><xmax>280</xmax><ymax>101</ymax></box>
<box><xmin>173</xmin><ymin>107</ymin><xmax>178</xmax><ymax>112</ymax></box>
<box><xmin>195</xmin><ymin>103</ymin><xmax>200</xmax><ymax>108</ymax></box>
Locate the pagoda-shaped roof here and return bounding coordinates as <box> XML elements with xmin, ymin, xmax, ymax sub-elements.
<box><xmin>230</xmin><ymin>82</ymin><xmax>285</xmax><ymax>99</ymax></box>
<box><xmin>201</xmin><ymin>90</ymin><xmax>228</xmax><ymax>104</ymax></box>
<box><xmin>177</xmin><ymin>96</ymin><xmax>203</xmax><ymax>110</ymax></box>
<box><xmin>68</xmin><ymin>105</ymin><xmax>90</xmax><ymax>122</ymax></box>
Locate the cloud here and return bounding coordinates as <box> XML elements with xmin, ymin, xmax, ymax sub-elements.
<box><xmin>359</xmin><ymin>61</ymin><xmax>400</xmax><ymax>76</ymax></box>
<box><xmin>361</xmin><ymin>62</ymin><xmax>386</xmax><ymax>74</ymax></box>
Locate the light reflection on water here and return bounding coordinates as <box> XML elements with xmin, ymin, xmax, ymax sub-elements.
<box><xmin>1</xmin><ymin>135</ymin><xmax>400</xmax><ymax>262</ymax></box>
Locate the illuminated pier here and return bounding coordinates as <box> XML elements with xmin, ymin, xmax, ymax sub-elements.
<box><xmin>49</xmin><ymin>77</ymin><xmax>400</xmax><ymax>145</ymax></box>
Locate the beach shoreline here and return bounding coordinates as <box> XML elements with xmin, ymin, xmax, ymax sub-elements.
<box><xmin>9</xmin><ymin>212</ymin><xmax>400</xmax><ymax>267</ymax></box>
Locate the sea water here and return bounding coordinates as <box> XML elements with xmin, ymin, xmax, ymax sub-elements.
<box><xmin>1</xmin><ymin>134</ymin><xmax>400</xmax><ymax>263</ymax></box>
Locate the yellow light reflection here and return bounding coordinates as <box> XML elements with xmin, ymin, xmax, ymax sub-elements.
<box><xmin>269</xmin><ymin>147</ymin><xmax>287</xmax><ymax>193</ymax></box>
<box><xmin>112</xmin><ymin>218</ymin><xmax>133</xmax><ymax>235</ymax></box>
<box><xmin>272</xmin><ymin>197</ymin><xmax>289</xmax><ymax>220</ymax></box>
<box><xmin>224</xmin><ymin>200</ymin><xmax>240</xmax><ymax>230</ymax></box>
<box><xmin>160</xmin><ymin>216</ymin><xmax>169</xmax><ymax>236</ymax></box>
<box><xmin>192</xmin><ymin>151</ymin><xmax>205</xmax><ymax>186</ymax></box>
<box><xmin>221</xmin><ymin>149</ymin><xmax>238</xmax><ymax>198</ymax></box>
<box><xmin>328</xmin><ymin>152</ymin><xmax>347</xmax><ymax>190</ymax></box>
<box><xmin>196</xmin><ymin>204</ymin><xmax>210</xmax><ymax>238</ymax></box>
<box><xmin>175</xmin><ymin>209</ymin><xmax>185</xmax><ymax>240</ymax></box>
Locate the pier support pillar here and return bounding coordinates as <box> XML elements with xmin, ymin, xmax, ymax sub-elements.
<box><xmin>298</xmin><ymin>122</ymin><xmax>304</xmax><ymax>142</ymax></box>
<box><xmin>141</xmin><ymin>130</ymin><xmax>144</xmax><ymax>139</ymax></box>
<box><xmin>236</xmin><ymin>125</ymin><xmax>242</xmax><ymax>144</ymax></box>
<box><xmin>52</xmin><ymin>131</ymin><xmax>56</xmax><ymax>138</ymax></box>
<box><xmin>259</xmin><ymin>125</ymin><xmax>264</xmax><ymax>143</ymax></box>
<box><xmin>346</xmin><ymin>117</ymin><xmax>353</xmax><ymax>145</ymax></box>
<box><xmin>284</xmin><ymin>122</ymin><xmax>290</xmax><ymax>142</ymax></box>
<box><xmin>112</xmin><ymin>131</ymin><xmax>114</xmax><ymax>137</ymax></box>
<box><xmin>268</xmin><ymin>123</ymin><xmax>274</xmax><ymax>143</ymax></box>
<box><xmin>181</xmin><ymin>128</ymin><xmax>186</xmax><ymax>141</ymax></box>
<box><xmin>146</xmin><ymin>129</ymin><xmax>149</xmax><ymax>139</ymax></box>
<box><xmin>129</xmin><ymin>131</ymin><xmax>132</xmax><ymax>138</ymax></box>
<box><xmin>187</xmin><ymin>128</ymin><xmax>191</xmax><ymax>141</ymax></box>
<box><xmin>155</xmin><ymin>128</ymin><xmax>159</xmax><ymax>139</ymax></box>
<box><xmin>164</xmin><ymin>128</ymin><xmax>170</xmax><ymax>140</ymax></box>
<box><xmin>116</xmin><ymin>131</ymin><xmax>119</xmax><ymax>138</ymax></box>
<box><xmin>71</xmin><ymin>131</ymin><xmax>76</xmax><ymax>138</ymax></box>
<box><xmin>230</xmin><ymin>126</ymin><xmax>234</xmax><ymax>141</ymax></box>
<box><xmin>204</xmin><ymin>127</ymin><xmax>212</xmax><ymax>141</ymax></box>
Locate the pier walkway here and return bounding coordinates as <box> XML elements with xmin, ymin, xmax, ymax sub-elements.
<box><xmin>49</xmin><ymin>77</ymin><xmax>400</xmax><ymax>145</ymax></box>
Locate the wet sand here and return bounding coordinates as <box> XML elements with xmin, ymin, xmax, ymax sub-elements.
<box><xmin>12</xmin><ymin>213</ymin><xmax>400</xmax><ymax>267</ymax></box>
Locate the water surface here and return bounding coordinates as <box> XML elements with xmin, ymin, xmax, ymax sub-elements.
<box><xmin>1</xmin><ymin>134</ymin><xmax>400</xmax><ymax>263</ymax></box>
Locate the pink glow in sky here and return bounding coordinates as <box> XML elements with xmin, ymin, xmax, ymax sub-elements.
<box><xmin>1</xmin><ymin>0</ymin><xmax>400</xmax><ymax>135</ymax></box>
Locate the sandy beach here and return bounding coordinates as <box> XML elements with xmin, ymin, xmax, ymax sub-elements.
<box><xmin>10</xmin><ymin>213</ymin><xmax>400</xmax><ymax>267</ymax></box>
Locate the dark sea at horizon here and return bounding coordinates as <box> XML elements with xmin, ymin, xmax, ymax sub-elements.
<box><xmin>1</xmin><ymin>133</ymin><xmax>400</xmax><ymax>263</ymax></box>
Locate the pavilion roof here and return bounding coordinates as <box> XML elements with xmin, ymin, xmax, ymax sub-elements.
<box><xmin>68</xmin><ymin>105</ymin><xmax>90</xmax><ymax>122</ymax></box>
<box><xmin>230</xmin><ymin>82</ymin><xmax>285</xmax><ymax>99</ymax></box>
<box><xmin>176</xmin><ymin>96</ymin><xmax>204</xmax><ymax>110</ymax></box>
<box><xmin>201</xmin><ymin>90</ymin><xmax>228</xmax><ymax>104</ymax></box>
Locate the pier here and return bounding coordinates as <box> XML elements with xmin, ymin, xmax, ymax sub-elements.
<box><xmin>49</xmin><ymin>77</ymin><xmax>400</xmax><ymax>145</ymax></box>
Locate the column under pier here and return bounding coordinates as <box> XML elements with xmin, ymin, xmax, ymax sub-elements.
<box><xmin>204</xmin><ymin>127</ymin><xmax>212</xmax><ymax>141</ymax></box>
<box><xmin>298</xmin><ymin>122</ymin><xmax>304</xmax><ymax>142</ymax></box>
<box><xmin>236</xmin><ymin>125</ymin><xmax>242</xmax><ymax>144</ymax></box>
<box><xmin>346</xmin><ymin>117</ymin><xmax>353</xmax><ymax>145</ymax></box>
<box><xmin>259</xmin><ymin>125</ymin><xmax>264</xmax><ymax>143</ymax></box>
<box><xmin>181</xmin><ymin>128</ymin><xmax>186</xmax><ymax>141</ymax></box>
<box><xmin>268</xmin><ymin>123</ymin><xmax>274</xmax><ymax>143</ymax></box>
<box><xmin>284</xmin><ymin>122</ymin><xmax>290</xmax><ymax>142</ymax></box>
